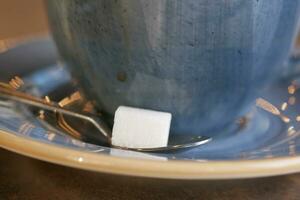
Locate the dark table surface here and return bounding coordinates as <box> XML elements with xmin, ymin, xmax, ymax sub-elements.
<box><xmin>1</xmin><ymin>148</ymin><xmax>300</xmax><ymax>200</ymax></box>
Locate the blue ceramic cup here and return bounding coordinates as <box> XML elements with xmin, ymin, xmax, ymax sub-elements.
<box><xmin>47</xmin><ymin>1</ymin><xmax>300</xmax><ymax>136</ymax></box>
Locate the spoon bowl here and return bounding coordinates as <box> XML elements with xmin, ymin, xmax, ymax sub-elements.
<box><xmin>0</xmin><ymin>84</ymin><xmax>211</xmax><ymax>153</ymax></box>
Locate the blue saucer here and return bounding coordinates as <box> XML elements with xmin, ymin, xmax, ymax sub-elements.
<box><xmin>1</xmin><ymin>37</ymin><xmax>300</xmax><ymax>179</ymax></box>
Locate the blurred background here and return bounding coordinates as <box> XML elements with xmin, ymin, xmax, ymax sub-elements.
<box><xmin>0</xmin><ymin>0</ymin><xmax>48</xmax><ymax>40</ymax></box>
<box><xmin>0</xmin><ymin>0</ymin><xmax>58</xmax><ymax>81</ymax></box>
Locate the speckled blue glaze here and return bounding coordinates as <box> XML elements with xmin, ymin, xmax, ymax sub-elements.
<box><xmin>3</xmin><ymin>39</ymin><xmax>300</xmax><ymax>163</ymax></box>
<box><xmin>47</xmin><ymin>0</ymin><xmax>300</xmax><ymax>136</ymax></box>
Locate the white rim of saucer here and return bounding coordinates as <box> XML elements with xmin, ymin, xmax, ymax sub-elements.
<box><xmin>1</xmin><ymin>129</ymin><xmax>300</xmax><ymax>180</ymax></box>
<box><xmin>1</xmin><ymin>35</ymin><xmax>300</xmax><ymax>179</ymax></box>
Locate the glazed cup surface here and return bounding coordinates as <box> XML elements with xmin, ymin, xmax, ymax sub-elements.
<box><xmin>47</xmin><ymin>0</ymin><xmax>300</xmax><ymax>135</ymax></box>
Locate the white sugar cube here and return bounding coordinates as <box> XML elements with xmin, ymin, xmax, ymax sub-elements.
<box><xmin>112</xmin><ymin>106</ymin><xmax>172</xmax><ymax>149</ymax></box>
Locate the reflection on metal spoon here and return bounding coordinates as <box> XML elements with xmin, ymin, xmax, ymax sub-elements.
<box><xmin>0</xmin><ymin>83</ymin><xmax>211</xmax><ymax>153</ymax></box>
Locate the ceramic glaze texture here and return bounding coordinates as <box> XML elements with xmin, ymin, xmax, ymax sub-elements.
<box><xmin>47</xmin><ymin>0</ymin><xmax>300</xmax><ymax>135</ymax></box>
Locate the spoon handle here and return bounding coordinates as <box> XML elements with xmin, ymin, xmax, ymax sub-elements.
<box><xmin>0</xmin><ymin>84</ymin><xmax>211</xmax><ymax>152</ymax></box>
<box><xmin>0</xmin><ymin>85</ymin><xmax>111</xmax><ymax>139</ymax></box>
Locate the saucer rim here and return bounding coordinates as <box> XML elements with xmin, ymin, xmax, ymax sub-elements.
<box><xmin>2</xmin><ymin>129</ymin><xmax>300</xmax><ymax>180</ymax></box>
<box><xmin>1</xmin><ymin>37</ymin><xmax>300</xmax><ymax>180</ymax></box>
